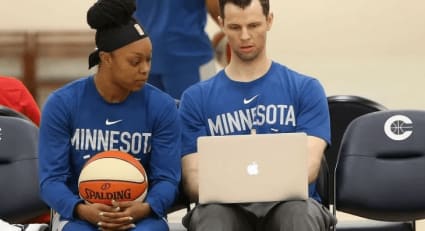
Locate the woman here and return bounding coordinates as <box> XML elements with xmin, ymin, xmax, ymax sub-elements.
<box><xmin>38</xmin><ymin>0</ymin><xmax>181</xmax><ymax>230</ymax></box>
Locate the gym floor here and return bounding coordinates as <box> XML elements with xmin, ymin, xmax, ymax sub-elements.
<box><xmin>167</xmin><ymin>208</ymin><xmax>425</xmax><ymax>230</ymax></box>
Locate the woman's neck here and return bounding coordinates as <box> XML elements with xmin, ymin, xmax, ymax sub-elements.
<box><xmin>94</xmin><ymin>73</ymin><xmax>129</xmax><ymax>103</ymax></box>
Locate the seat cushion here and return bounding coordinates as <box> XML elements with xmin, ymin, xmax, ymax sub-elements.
<box><xmin>336</xmin><ymin>220</ymin><xmax>412</xmax><ymax>231</ymax></box>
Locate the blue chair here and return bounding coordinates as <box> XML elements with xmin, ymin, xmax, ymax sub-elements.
<box><xmin>334</xmin><ymin>110</ymin><xmax>425</xmax><ymax>230</ymax></box>
<box><xmin>0</xmin><ymin>109</ymin><xmax>49</xmax><ymax>223</ymax></box>
<box><xmin>0</xmin><ymin>105</ymin><xmax>31</xmax><ymax>121</ymax></box>
<box><xmin>325</xmin><ymin>95</ymin><xmax>387</xmax><ymax>207</ymax></box>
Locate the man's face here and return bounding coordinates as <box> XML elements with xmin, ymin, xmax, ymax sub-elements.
<box><xmin>220</xmin><ymin>0</ymin><xmax>272</xmax><ymax>63</ymax></box>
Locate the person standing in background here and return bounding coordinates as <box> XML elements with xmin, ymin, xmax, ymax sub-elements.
<box><xmin>0</xmin><ymin>76</ymin><xmax>40</xmax><ymax>126</ymax></box>
<box><xmin>134</xmin><ymin>0</ymin><xmax>220</xmax><ymax>99</ymax></box>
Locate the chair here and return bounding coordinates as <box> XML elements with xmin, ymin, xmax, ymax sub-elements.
<box><xmin>326</xmin><ymin>95</ymin><xmax>387</xmax><ymax>206</ymax></box>
<box><xmin>0</xmin><ymin>105</ymin><xmax>31</xmax><ymax>121</ymax></box>
<box><xmin>0</xmin><ymin>114</ymin><xmax>49</xmax><ymax>223</ymax></box>
<box><xmin>334</xmin><ymin>110</ymin><xmax>425</xmax><ymax>230</ymax></box>
<box><xmin>316</xmin><ymin>155</ymin><xmax>331</xmax><ymax>208</ymax></box>
<box><xmin>168</xmin><ymin>184</ymin><xmax>191</xmax><ymax>214</ymax></box>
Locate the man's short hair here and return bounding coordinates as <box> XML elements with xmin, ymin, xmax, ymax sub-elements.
<box><xmin>219</xmin><ymin>0</ymin><xmax>270</xmax><ymax>18</ymax></box>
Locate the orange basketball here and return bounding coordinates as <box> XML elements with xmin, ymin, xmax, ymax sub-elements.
<box><xmin>78</xmin><ymin>150</ymin><xmax>148</xmax><ymax>205</ymax></box>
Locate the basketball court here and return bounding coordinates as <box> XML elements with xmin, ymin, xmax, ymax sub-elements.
<box><xmin>167</xmin><ymin>207</ymin><xmax>425</xmax><ymax>230</ymax></box>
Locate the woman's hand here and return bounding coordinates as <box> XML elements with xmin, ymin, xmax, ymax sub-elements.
<box><xmin>75</xmin><ymin>202</ymin><xmax>121</xmax><ymax>228</ymax></box>
<box><xmin>95</xmin><ymin>200</ymin><xmax>152</xmax><ymax>231</ymax></box>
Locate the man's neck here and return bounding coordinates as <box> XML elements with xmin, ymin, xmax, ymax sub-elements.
<box><xmin>225</xmin><ymin>56</ymin><xmax>272</xmax><ymax>82</ymax></box>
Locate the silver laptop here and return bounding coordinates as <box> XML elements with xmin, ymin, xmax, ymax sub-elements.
<box><xmin>198</xmin><ymin>132</ymin><xmax>308</xmax><ymax>204</ymax></box>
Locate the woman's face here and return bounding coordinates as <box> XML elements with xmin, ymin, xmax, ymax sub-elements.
<box><xmin>102</xmin><ymin>37</ymin><xmax>152</xmax><ymax>93</ymax></box>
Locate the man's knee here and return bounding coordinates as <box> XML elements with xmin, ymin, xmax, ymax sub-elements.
<box><xmin>274</xmin><ymin>200</ymin><xmax>310</xmax><ymax>219</ymax></box>
<box><xmin>191</xmin><ymin>204</ymin><xmax>235</xmax><ymax>223</ymax></box>
<box><xmin>264</xmin><ymin>200</ymin><xmax>330</xmax><ymax>231</ymax></box>
<box><xmin>188</xmin><ymin>204</ymin><xmax>254</xmax><ymax>231</ymax></box>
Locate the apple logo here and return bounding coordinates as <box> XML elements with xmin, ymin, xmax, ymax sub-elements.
<box><xmin>247</xmin><ymin>162</ymin><xmax>259</xmax><ymax>176</ymax></box>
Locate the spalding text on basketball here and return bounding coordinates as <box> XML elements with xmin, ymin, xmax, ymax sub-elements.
<box><xmin>84</xmin><ymin>188</ymin><xmax>132</xmax><ymax>201</ymax></box>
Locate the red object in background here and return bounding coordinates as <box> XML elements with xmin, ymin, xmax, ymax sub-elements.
<box><xmin>0</xmin><ymin>76</ymin><xmax>40</xmax><ymax>126</ymax></box>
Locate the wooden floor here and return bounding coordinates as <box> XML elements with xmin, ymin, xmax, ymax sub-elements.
<box><xmin>168</xmin><ymin>208</ymin><xmax>425</xmax><ymax>230</ymax></box>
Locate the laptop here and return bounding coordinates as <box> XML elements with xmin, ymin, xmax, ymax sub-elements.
<box><xmin>198</xmin><ymin>132</ymin><xmax>308</xmax><ymax>204</ymax></box>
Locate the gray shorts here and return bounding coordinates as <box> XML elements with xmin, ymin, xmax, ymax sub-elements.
<box><xmin>183</xmin><ymin>199</ymin><xmax>337</xmax><ymax>231</ymax></box>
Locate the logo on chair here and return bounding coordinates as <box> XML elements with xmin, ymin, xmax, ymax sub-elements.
<box><xmin>384</xmin><ymin>115</ymin><xmax>413</xmax><ymax>141</ymax></box>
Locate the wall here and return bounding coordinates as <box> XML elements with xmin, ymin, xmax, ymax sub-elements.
<box><xmin>0</xmin><ymin>0</ymin><xmax>93</xmax><ymax>31</ymax></box>
<box><xmin>268</xmin><ymin>0</ymin><xmax>425</xmax><ymax>110</ymax></box>
<box><xmin>1</xmin><ymin>0</ymin><xmax>424</xmax><ymax>110</ymax></box>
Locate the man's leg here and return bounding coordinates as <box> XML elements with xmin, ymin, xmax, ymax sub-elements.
<box><xmin>262</xmin><ymin>199</ymin><xmax>336</xmax><ymax>231</ymax></box>
<box><xmin>186</xmin><ymin>203</ymin><xmax>256</xmax><ymax>231</ymax></box>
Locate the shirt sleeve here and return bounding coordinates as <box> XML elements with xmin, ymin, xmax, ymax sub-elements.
<box><xmin>38</xmin><ymin>93</ymin><xmax>83</xmax><ymax>220</ymax></box>
<box><xmin>297</xmin><ymin>78</ymin><xmax>331</xmax><ymax>145</ymax></box>
<box><xmin>179</xmin><ymin>86</ymin><xmax>207</xmax><ymax>156</ymax></box>
<box><xmin>145</xmin><ymin>98</ymin><xmax>182</xmax><ymax>217</ymax></box>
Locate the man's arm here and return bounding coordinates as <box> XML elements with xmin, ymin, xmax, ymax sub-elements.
<box><xmin>307</xmin><ymin>136</ymin><xmax>327</xmax><ymax>183</ymax></box>
<box><xmin>206</xmin><ymin>0</ymin><xmax>220</xmax><ymax>25</ymax></box>
<box><xmin>182</xmin><ymin>152</ymin><xmax>199</xmax><ymax>203</ymax></box>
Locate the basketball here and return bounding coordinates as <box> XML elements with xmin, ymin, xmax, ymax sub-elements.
<box><xmin>78</xmin><ymin>150</ymin><xmax>148</xmax><ymax>205</ymax></box>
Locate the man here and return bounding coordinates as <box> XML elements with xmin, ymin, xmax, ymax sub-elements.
<box><xmin>179</xmin><ymin>0</ymin><xmax>336</xmax><ymax>230</ymax></box>
<box><xmin>134</xmin><ymin>0</ymin><xmax>220</xmax><ymax>99</ymax></box>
